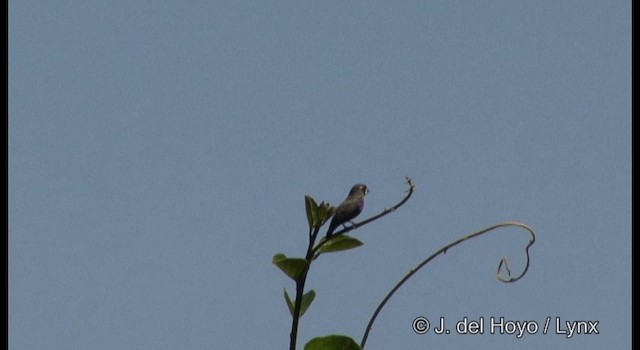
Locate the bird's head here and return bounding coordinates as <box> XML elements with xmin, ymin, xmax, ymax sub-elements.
<box><xmin>349</xmin><ymin>184</ymin><xmax>369</xmax><ymax>197</ymax></box>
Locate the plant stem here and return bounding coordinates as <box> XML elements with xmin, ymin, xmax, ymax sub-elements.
<box><xmin>289</xmin><ymin>228</ymin><xmax>319</xmax><ymax>350</ymax></box>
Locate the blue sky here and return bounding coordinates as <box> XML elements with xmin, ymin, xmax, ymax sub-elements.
<box><xmin>9</xmin><ymin>1</ymin><xmax>630</xmax><ymax>349</ymax></box>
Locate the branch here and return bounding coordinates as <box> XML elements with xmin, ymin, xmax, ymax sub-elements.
<box><xmin>289</xmin><ymin>226</ymin><xmax>320</xmax><ymax>350</ymax></box>
<box><xmin>360</xmin><ymin>221</ymin><xmax>536</xmax><ymax>349</ymax></box>
<box><xmin>288</xmin><ymin>177</ymin><xmax>416</xmax><ymax>350</ymax></box>
<box><xmin>312</xmin><ymin>177</ymin><xmax>416</xmax><ymax>257</ymax></box>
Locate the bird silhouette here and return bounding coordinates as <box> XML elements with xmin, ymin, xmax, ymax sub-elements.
<box><xmin>325</xmin><ymin>184</ymin><xmax>368</xmax><ymax>239</ymax></box>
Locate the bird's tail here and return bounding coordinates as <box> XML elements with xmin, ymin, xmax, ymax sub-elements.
<box><xmin>325</xmin><ymin>222</ymin><xmax>338</xmax><ymax>239</ymax></box>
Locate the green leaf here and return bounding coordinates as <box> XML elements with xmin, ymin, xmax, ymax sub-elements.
<box><xmin>306</xmin><ymin>196</ymin><xmax>337</xmax><ymax>230</ymax></box>
<box><xmin>284</xmin><ymin>288</ymin><xmax>316</xmax><ymax>318</ymax></box>
<box><xmin>305</xmin><ymin>195</ymin><xmax>318</xmax><ymax>229</ymax></box>
<box><xmin>304</xmin><ymin>335</ymin><xmax>361</xmax><ymax>350</ymax></box>
<box><xmin>318</xmin><ymin>202</ymin><xmax>336</xmax><ymax>227</ymax></box>
<box><xmin>317</xmin><ymin>235</ymin><xmax>364</xmax><ymax>254</ymax></box>
<box><xmin>299</xmin><ymin>289</ymin><xmax>316</xmax><ymax>317</ymax></box>
<box><xmin>283</xmin><ymin>288</ymin><xmax>294</xmax><ymax>316</ymax></box>
<box><xmin>273</xmin><ymin>254</ymin><xmax>309</xmax><ymax>281</ymax></box>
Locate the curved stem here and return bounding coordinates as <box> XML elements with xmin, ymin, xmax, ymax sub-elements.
<box><xmin>360</xmin><ymin>221</ymin><xmax>536</xmax><ymax>349</ymax></box>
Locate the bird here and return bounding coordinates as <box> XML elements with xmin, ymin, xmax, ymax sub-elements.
<box><xmin>325</xmin><ymin>184</ymin><xmax>369</xmax><ymax>239</ymax></box>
